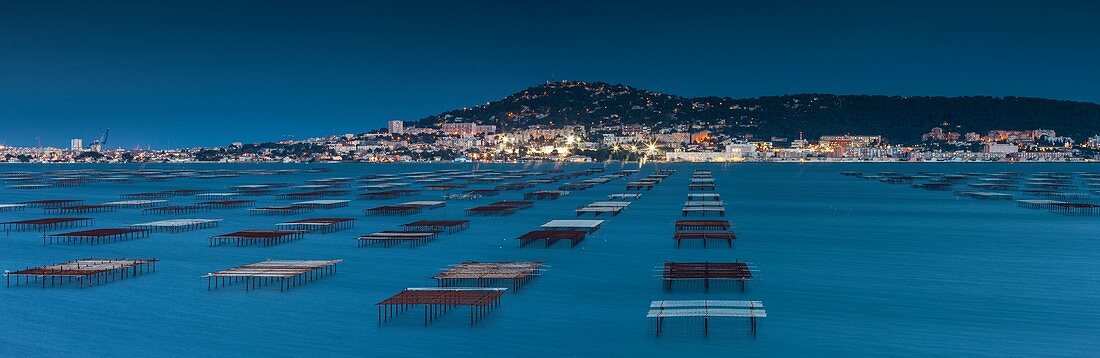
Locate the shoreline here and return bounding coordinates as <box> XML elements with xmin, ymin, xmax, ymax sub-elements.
<box><xmin>1</xmin><ymin>159</ymin><xmax>1096</xmax><ymax>165</ymax></box>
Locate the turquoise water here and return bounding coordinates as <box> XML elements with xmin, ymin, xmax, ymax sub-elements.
<box><xmin>1</xmin><ymin>163</ymin><xmax>1098</xmax><ymax>357</ymax></box>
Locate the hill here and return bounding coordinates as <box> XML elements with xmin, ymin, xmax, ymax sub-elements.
<box><xmin>417</xmin><ymin>81</ymin><xmax>1100</xmax><ymax>144</ymax></box>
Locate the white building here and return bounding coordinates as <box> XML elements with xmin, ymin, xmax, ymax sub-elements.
<box><xmin>442</xmin><ymin>122</ymin><xmax>476</xmax><ymax>135</ymax></box>
<box><xmin>387</xmin><ymin>120</ymin><xmax>404</xmax><ymax>134</ymax></box>
<box><xmin>442</xmin><ymin>123</ymin><xmax>495</xmax><ymax>136</ymax></box>
<box><xmin>984</xmin><ymin>143</ymin><xmax>1019</xmax><ymax>154</ymax></box>
<box><xmin>664</xmin><ymin>144</ymin><xmax>756</xmax><ymax>162</ymax></box>
<box><xmin>476</xmin><ymin>125</ymin><xmax>497</xmax><ymax>134</ymax></box>
<box><xmin>70</xmin><ymin>138</ymin><xmax>83</xmax><ymax>151</ymax></box>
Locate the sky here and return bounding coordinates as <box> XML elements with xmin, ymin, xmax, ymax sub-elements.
<box><xmin>2</xmin><ymin>0</ymin><xmax>1098</xmax><ymax>149</ymax></box>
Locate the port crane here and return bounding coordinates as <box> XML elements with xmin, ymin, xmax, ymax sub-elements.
<box><xmin>91</xmin><ymin>128</ymin><xmax>110</xmax><ymax>151</ymax></box>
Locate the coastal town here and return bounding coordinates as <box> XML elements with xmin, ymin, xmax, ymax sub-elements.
<box><xmin>3</xmin><ymin>121</ymin><xmax>1099</xmax><ymax>163</ymax></box>
<box><xmin>5</xmin><ymin>1</ymin><xmax>1100</xmax><ymax>356</ymax></box>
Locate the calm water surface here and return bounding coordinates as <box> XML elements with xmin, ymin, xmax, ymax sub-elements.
<box><xmin>1</xmin><ymin>162</ymin><xmax>1098</xmax><ymax>357</ymax></box>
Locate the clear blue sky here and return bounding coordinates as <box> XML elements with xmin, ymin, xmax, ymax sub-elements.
<box><xmin>2</xmin><ymin>0</ymin><xmax>1098</xmax><ymax>148</ymax></box>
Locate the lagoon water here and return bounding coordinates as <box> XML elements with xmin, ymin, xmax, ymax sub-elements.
<box><xmin>1</xmin><ymin>162</ymin><xmax>1098</xmax><ymax>357</ymax></box>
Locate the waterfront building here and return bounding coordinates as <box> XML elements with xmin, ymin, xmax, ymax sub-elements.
<box><xmin>984</xmin><ymin>143</ymin><xmax>1019</xmax><ymax>154</ymax></box>
<box><xmin>819</xmin><ymin>135</ymin><xmax>883</xmax><ymax>148</ymax></box>
<box><xmin>665</xmin><ymin>143</ymin><xmax>754</xmax><ymax>162</ymax></box>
